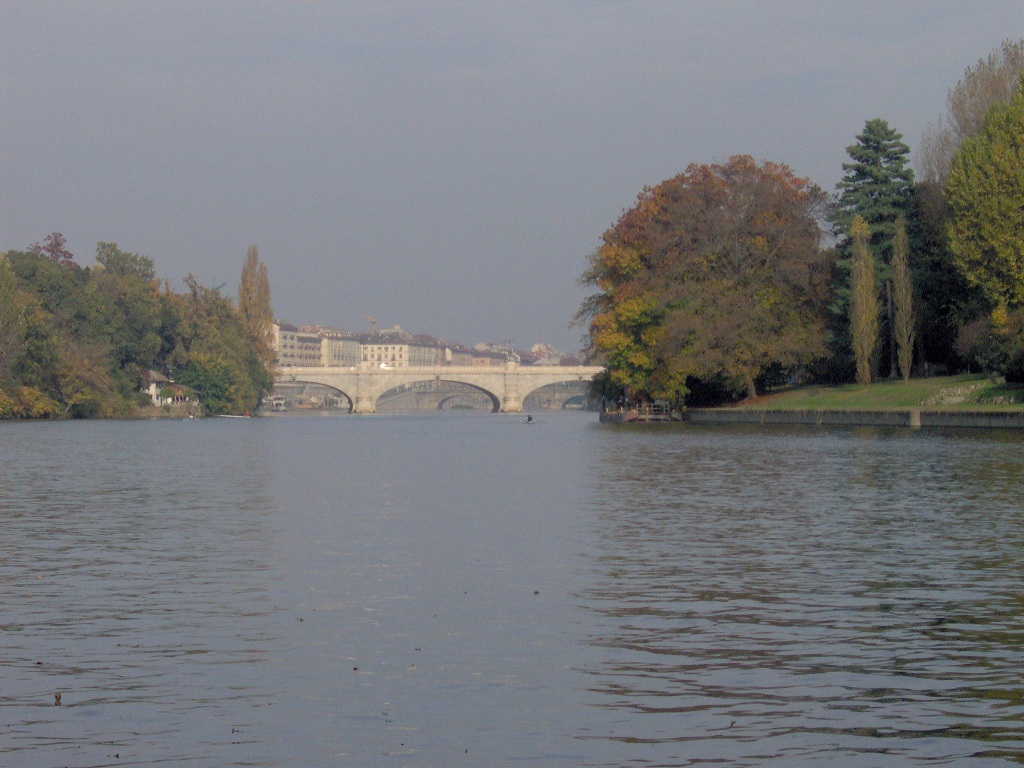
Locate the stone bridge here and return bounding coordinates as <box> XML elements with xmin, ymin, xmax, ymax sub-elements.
<box><xmin>275</xmin><ymin>363</ymin><xmax>603</xmax><ymax>413</ymax></box>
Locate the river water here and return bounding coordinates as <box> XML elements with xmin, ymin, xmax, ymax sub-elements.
<box><xmin>2</xmin><ymin>412</ymin><xmax>1024</xmax><ymax>767</ymax></box>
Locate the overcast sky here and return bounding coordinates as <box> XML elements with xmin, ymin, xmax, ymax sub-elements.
<box><xmin>2</xmin><ymin>2</ymin><xmax>1021</xmax><ymax>351</ymax></box>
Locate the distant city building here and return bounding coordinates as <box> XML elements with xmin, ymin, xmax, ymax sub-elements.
<box><xmin>311</xmin><ymin>327</ymin><xmax>361</xmax><ymax>368</ymax></box>
<box><xmin>471</xmin><ymin>349</ymin><xmax>506</xmax><ymax>367</ymax></box>
<box><xmin>360</xmin><ymin>327</ymin><xmax>439</xmax><ymax>368</ymax></box>
<box><xmin>274</xmin><ymin>323</ymin><xmax>322</xmax><ymax>367</ymax></box>
<box><xmin>445</xmin><ymin>344</ymin><xmax>475</xmax><ymax>366</ymax></box>
<box><xmin>361</xmin><ymin>340</ymin><xmax>408</xmax><ymax>367</ymax></box>
<box><xmin>273</xmin><ymin>320</ymin><xmax>568</xmax><ymax>369</ymax></box>
<box><xmin>529</xmin><ymin>342</ymin><xmax>565</xmax><ymax>365</ymax></box>
<box><xmin>322</xmin><ymin>336</ymin><xmax>361</xmax><ymax>367</ymax></box>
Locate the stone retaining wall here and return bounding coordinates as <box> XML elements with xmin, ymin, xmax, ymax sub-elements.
<box><xmin>682</xmin><ymin>408</ymin><xmax>1024</xmax><ymax>429</ymax></box>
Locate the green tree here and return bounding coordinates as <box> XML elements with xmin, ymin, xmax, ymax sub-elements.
<box><xmin>911</xmin><ymin>41</ymin><xmax>1024</xmax><ymax>374</ymax></box>
<box><xmin>905</xmin><ymin>175</ymin><xmax>984</xmax><ymax>373</ymax></box>
<box><xmin>176</xmin><ymin>353</ymin><xmax>239</xmax><ymax>416</ymax></box>
<box><xmin>891</xmin><ymin>216</ymin><xmax>915</xmax><ymax>382</ymax></box>
<box><xmin>0</xmin><ymin>256</ymin><xmax>26</xmax><ymax>381</ymax></box>
<box><xmin>95</xmin><ymin>241</ymin><xmax>156</xmax><ymax>280</ymax></box>
<box><xmin>11</xmin><ymin>296</ymin><xmax>62</xmax><ymax>397</ymax></box>
<box><xmin>833</xmin><ymin>119</ymin><xmax>915</xmax><ymax>249</ymax></box>
<box><xmin>1</xmin><ymin>238</ymin><xmax>272</xmax><ymax>419</ymax></box>
<box><xmin>579</xmin><ymin>155</ymin><xmax>833</xmax><ymax>403</ymax></box>
<box><xmin>946</xmin><ymin>83</ymin><xmax>1024</xmax><ymax>307</ymax></box>
<box><xmin>850</xmin><ymin>216</ymin><xmax>879</xmax><ymax>387</ymax></box>
<box><xmin>5</xmin><ymin>248</ymin><xmax>131</xmax><ymax>415</ymax></box>
<box><xmin>7</xmin><ymin>248</ymin><xmax>91</xmax><ymax>330</ymax></box>
<box><xmin>89</xmin><ymin>243</ymin><xmax>163</xmax><ymax>375</ymax></box>
<box><xmin>174</xmin><ymin>274</ymin><xmax>262</xmax><ymax>414</ymax></box>
<box><xmin>8</xmin><ymin>292</ymin><xmax>123</xmax><ymax>417</ymax></box>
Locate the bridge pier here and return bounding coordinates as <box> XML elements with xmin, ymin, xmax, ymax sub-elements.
<box><xmin>501</xmin><ymin>392</ymin><xmax>523</xmax><ymax>413</ymax></box>
<box><xmin>353</xmin><ymin>396</ymin><xmax>376</xmax><ymax>414</ymax></box>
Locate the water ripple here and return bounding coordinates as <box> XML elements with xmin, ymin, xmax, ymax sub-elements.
<box><xmin>577</xmin><ymin>426</ymin><xmax>1024</xmax><ymax>765</ymax></box>
<box><xmin>3</xmin><ymin>417</ymin><xmax>1024</xmax><ymax>766</ymax></box>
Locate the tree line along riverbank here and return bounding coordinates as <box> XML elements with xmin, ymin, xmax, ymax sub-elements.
<box><xmin>0</xmin><ymin>241</ymin><xmax>274</xmax><ymax>419</ymax></box>
<box><xmin>578</xmin><ymin>40</ymin><xmax>1024</xmax><ymax>411</ymax></box>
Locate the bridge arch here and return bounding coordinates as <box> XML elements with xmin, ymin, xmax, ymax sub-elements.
<box><xmin>428</xmin><ymin>380</ymin><xmax>499</xmax><ymax>411</ymax></box>
<box><xmin>390</xmin><ymin>376</ymin><xmax>502</xmax><ymax>412</ymax></box>
<box><xmin>276</xmin><ymin>374</ymin><xmax>355</xmax><ymax>412</ymax></box>
<box><xmin>435</xmin><ymin>392</ymin><xmax>497</xmax><ymax>411</ymax></box>
<box><xmin>521</xmin><ymin>380</ymin><xmax>592</xmax><ymax>410</ymax></box>
<box><xmin>376</xmin><ymin>379</ymin><xmax>501</xmax><ymax>412</ymax></box>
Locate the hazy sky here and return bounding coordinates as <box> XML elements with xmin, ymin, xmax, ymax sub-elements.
<box><xmin>2</xmin><ymin>2</ymin><xmax>1022</xmax><ymax>351</ymax></box>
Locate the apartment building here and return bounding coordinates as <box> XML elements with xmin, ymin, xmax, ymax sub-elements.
<box><xmin>360</xmin><ymin>338</ymin><xmax>438</xmax><ymax>367</ymax></box>
<box><xmin>274</xmin><ymin>323</ymin><xmax>322</xmax><ymax>367</ymax></box>
<box><xmin>316</xmin><ymin>329</ymin><xmax>361</xmax><ymax>368</ymax></box>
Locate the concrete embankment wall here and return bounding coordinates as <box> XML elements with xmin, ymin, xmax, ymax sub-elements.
<box><xmin>682</xmin><ymin>408</ymin><xmax>1024</xmax><ymax>429</ymax></box>
<box><xmin>918</xmin><ymin>411</ymin><xmax>1024</xmax><ymax>429</ymax></box>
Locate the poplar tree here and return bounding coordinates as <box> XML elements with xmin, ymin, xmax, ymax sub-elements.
<box><xmin>238</xmin><ymin>245</ymin><xmax>275</xmax><ymax>371</ymax></box>
<box><xmin>891</xmin><ymin>216</ymin><xmax>915</xmax><ymax>382</ymax></box>
<box><xmin>849</xmin><ymin>216</ymin><xmax>879</xmax><ymax>387</ymax></box>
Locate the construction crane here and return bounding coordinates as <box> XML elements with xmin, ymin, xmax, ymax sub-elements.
<box><xmin>365</xmin><ymin>315</ymin><xmax>377</xmax><ymax>335</ymax></box>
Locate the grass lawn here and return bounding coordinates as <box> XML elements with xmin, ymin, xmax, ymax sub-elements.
<box><xmin>737</xmin><ymin>374</ymin><xmax>1024</xmax><ymax>411</ymax></box>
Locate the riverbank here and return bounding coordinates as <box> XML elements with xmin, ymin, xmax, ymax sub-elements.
<box><xmin>713</xmin><ymin>374</ymin><xmax>1024</xmax><ymax>428</ymax></box>
<box><xmin>601</xmin><ymin>374</ymin><xmax>1024</xmax><ymax>429</ymax></box>
<box><xmin>128</xmin><ymin>403</ymin><xmax>204</xmax><ymax>419</ymax></box>
<box><xmin>741</xmin><ymin>374</ymin><xmax>1022</xmax><ymax>411</ymax></box>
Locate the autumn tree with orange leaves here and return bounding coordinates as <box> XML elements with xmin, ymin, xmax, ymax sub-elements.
<box><xmin>579</xmin><ymin>155</ymin><xmax>834</xmax><ymax>404</ymax></box>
